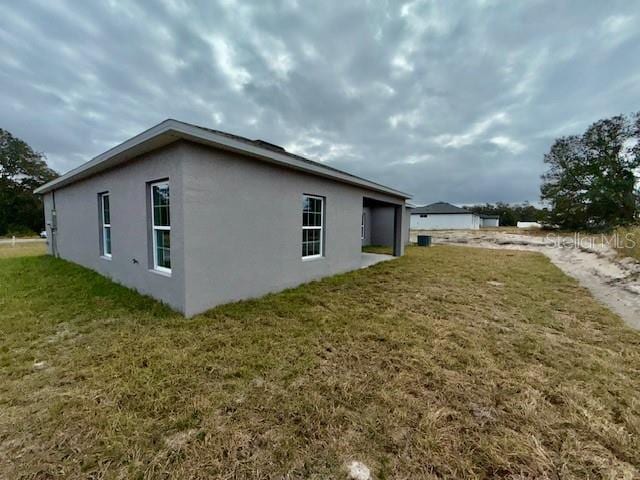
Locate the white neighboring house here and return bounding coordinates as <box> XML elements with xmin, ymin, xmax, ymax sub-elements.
<box><xmin>517</xmin><ymin>221</ymin><xmax>542</xmax><ymax>229</ymax></box>
<box><xmin>410</xmin><ymin>202</ymin><xmax>481</xmax><ymax>230</ymax></box>
<box><xmin>480</xmin><ymin>215</ymin><xmax>500</xmax><ymax>228</ymax></box>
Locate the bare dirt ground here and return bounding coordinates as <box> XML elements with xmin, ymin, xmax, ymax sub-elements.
<box><xmin>412</xmin><ymin>229</ymin><xmax>640</xmax><ymax>329</ymax></box>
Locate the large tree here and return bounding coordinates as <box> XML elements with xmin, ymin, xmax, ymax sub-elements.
<box><xmin>0</xmin><ymin>129</ymin><xmax>58</xmax><ymax>235</ymax></box>
<box><xmin>540</xmin><ymin>113</ymin><xmax>640</xmax><ymax>230</ymax></box>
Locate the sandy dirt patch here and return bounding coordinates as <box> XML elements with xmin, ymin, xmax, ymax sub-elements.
<box><xmin>412</xmin><ymin>229</ymin><xmax>640</xmax><ymax>329</ymax></box>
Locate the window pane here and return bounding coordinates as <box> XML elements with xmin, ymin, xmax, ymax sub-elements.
<box><xmin>155</xmin><ymin>230</ymin><xmax>171</xmax><ymax>268</ymax></box>
<box><xmin>302</xmin><ymin>228</ymin><xmax>321</xmax><ymax>257</ymax></box>
<box><xmin>308</xmin><ymin>240</ymin><xmax>320</xmax><ymax>256</ymax></box>
<box><xmin>102</xmin><ymin>195</ymin><xmax>110</xmax><ymax>224</ymax></box>
<box><xmin>302</xmin><ymin>196</ymin><xmax>323</xmax><ymax>257</ymax></box>
<box><xmin>302</xmin><ymin>196</ymin><xmax>322</xmax><ymax>227</ymax></box>
<box><xmin>154</xmin><ymin>205</ymin><xmax>170</xmax><ymax>227</ymax></box>
<box><xmin>153</xmin><ymin>184</ymin><xmax>170</xmax><ymax>206</ymax></box>
<box><xmin>104</xmin><ymin>226</ymin><xmax>111</xmax><ymax>255</ymax></box>
<box><xmin>152</xmin><ymin>184</ymin><xmax>170</xmax><ymax>227</ymax></box>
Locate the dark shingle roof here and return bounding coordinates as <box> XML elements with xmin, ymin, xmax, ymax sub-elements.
<box><xmin>411</xmin><ymin>202</ymin><xmax>473</xmax><ymax>215</ymax></box>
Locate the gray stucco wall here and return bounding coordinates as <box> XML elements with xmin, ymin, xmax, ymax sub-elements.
<box><xmin>43</xmin><ymin>140</ymin><xmax>408</xmax><ymax>316</ymax></box>
<box><xmin>41</xmin><ymin>143</ymin><xmax>187</xmax><ymax>312</ymax></box>
<box><xmin>181</xmin><ymin>143</ymin><xmax>406</xmax><ymax>316</ymax></box>
<box><xmin>361</xmin><ymin>206</ymin><xmax>372</xmax><ymax>246</ymax></box>
<box><xmin>403</xmin><ymin>207</ymin><xmax>412</xmax><ymax>245</ymax></box>
<box><xmin>43</xmin><ymin>193</ymin><xmax>54</xmax><ymax>255</ymax></box>
<box><xmin>369</xmin><ymin>206</ymin><xmax>395</xmax><ymax>246</ymax></box>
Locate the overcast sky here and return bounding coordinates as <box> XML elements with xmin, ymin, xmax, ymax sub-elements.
<box><xmin>1</xmin><ymin>0</ymin><xmax>639</xmax><ymax>205</ymax></box>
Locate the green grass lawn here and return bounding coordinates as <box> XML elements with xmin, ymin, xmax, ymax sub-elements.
<box><xmin>1</xmin><ymin>246</ymin><xmax>639</xmax><ymax>479</ymax></box>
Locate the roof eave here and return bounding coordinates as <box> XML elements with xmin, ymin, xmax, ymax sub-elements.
<box><xmin>35</xmin><ymin>119</ymin><xmax>411</xmax><ymax>199</ymax></box>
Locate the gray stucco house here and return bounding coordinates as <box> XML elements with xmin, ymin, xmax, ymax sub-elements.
<box><xmin>35</xmin><ymin>119</ymin><xmax>411</xmax><ymax>316</ymax></box>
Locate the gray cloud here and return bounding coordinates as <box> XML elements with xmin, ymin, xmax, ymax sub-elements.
<box><xmin>1</xmin><ymin>0</ymin><xmax>638</xmax><ymax>204</ymax></box>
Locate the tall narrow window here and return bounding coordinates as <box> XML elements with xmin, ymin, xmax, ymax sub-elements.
<box><xmin>151</xmin><ymin>181</ymin><xmax>171</xmax><ymax>273</ymax></box>
<box><xmin>100</xmin><ymin>193</ymin><xmax>111</xmax><ymax>258</ymax></box>
<box><xmin>302</xmin><ymin>195</ymin><xmax>323</xmax><ymax>259</ymax></box>
<box><xmin>361</xmin><ymin>212</ymin><xmax>366</xmax><ymax>240</ymax></box>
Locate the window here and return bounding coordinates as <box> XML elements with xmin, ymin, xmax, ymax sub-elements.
<box><xmin>151</xmin><ymin>181</ymin><xmax>171</xmax><ymax>273</ymax></box>
<box><xmin>302</xmin><ymin>195</ymin><xmax>323</xmax><ymax>259</ymax></box>
<box><xmin>100</xmin><ymin>193</ymin><xmax>111</xmax><ymax>258</ymax></box>
<box><xmin>420</xmin><ymin>214</ymin><xmax>428</xmax><ymax>218</ymax></box>
<box><xmin>361</xmin><ymin>212</ymin><xmax>366</xmax><ymax>240</ymax></box>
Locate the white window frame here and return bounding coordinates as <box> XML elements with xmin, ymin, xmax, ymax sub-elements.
<box><xmin>150</xmin><ymin>181</ymin><xmax>171</xmax><ymax>275</ymax></box>
<box><xmin>361</xmin><ymin>212</ymin><xmax>365</xmax><ymax>240</ymax></box>
<box><xmin>302</xmin><ymin>194</ymin><xmax>324</xmax><ymax>260</ymax></box>
<box><xmin>100</xmin><ymin>193</ymin><xmax>111</xmax><ymax>259</ymax></box>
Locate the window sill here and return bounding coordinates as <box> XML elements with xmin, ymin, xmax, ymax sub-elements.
<box><xmin>100</xmin><ymin>255</ymin><xmax>112</xmax><ymax>261</ymax></box>
<box><xmin>149</xmin><ymin>268</ymin><xmax>172</xmax><ymax>278</ymax></box>
<box><xmin>302</xmin><ymin>255</ymin><xmax>324</xmax><ymax>262</ymax></box>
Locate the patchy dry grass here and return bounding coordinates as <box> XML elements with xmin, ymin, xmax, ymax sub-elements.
<box><xmin>0</xmin><ymin>241</ymin><xmax>46</xmax><ymax>259</ymax></box>
<box><xmin>614</xmin><ymin>225</ymin><xmax>640</xmax><ymax>261</ymax></box>
<box><xmin>1</xmin><ymin>246</ymin><xmax>639</xmax><ymax>479</ymax></box>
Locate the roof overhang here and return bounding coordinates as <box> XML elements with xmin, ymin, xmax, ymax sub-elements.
<box><xmin>411</xmin><ymin>211</ymin><xmax>475</xmax><ymax>215</ymax></box>
<box><xmin>35</xmin><ymin>119</ymin><xmax>411</xmax><ymax>199</ymax></box>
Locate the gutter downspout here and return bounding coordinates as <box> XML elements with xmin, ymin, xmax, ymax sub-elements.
<box><xmin>50</xmin><ymin>190</ymin><xmax>58</xmax><ymax>258</ymax></box>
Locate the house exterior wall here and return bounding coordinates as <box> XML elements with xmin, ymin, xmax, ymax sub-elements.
<box><xmin>472</xmin><ymin>214</ymin><xmax>480</xmax><ymax>229</ymax></box>
<box><xmin>363</xmin><ymin>205</ymin><xmax>410</xmax><ymax>247</ymax></box>
<box><xmin>40</xmin><ymin>143</ymin><xmax>187</xmax><ymax>312</ymax></box>
<box><xmin>517</xmin><ymin>221</ymin><xmax>542</xmax><ymax>229</ymax></box>
<box><xmin>361</xmin><ymin>206</ymin><xmax>372</xmax><ymax>246</ymax></box>
<box><xmin>369</xmin><ymin>206</ymin><xmax>395</xmax><ymax>246</ymax></box>
<box><xmin>41</xmin><ymin>141</ymin><xmax>407</xmax><ymax>317</ymax></box>
<box><xmin>410</xmin><ymin>213</ymin><xmax>480</xmax><ymax>230</ymax></box>
<box><xmin>43</xmin><ymin>193</ymin><xmax>54</xmax><ymax>254</ymax></box>
<box><xmin>179</xmin><ymin>142</ymin><xmax>406</xmax><ymax>316</ymax></box>
<box><xmin>481</xmin><ymin>218</ymin><xmax>500</xmax><ymax>228</ymax></box>
<box><xmin>404</xmin><ymin>207</ymin><xmax>412</xmax><ymax>245</ymax></box>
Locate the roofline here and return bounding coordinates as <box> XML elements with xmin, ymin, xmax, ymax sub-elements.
<box><xmin>410</xmin><ymin>211</ymin><xmax>477</xmax><ymax>215</ymax></box>
<box><xmin>35</xmin><ymin>119</ymin><xmax>412</xmax><ymax>199</ymax></box>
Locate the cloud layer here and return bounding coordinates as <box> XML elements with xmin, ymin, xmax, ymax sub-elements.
<box><xmin>2</xmin><ymin>0</ymin><xmax>638</xmax><ymax>204</ymax></box>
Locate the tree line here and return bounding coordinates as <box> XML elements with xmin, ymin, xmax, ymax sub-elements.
<box><xmin>467</xmin><ymin>112</ymin><xmax>639</xmax><ymax>230</ymax></box>
<box><xmin>540</xmin><ymin>112</ymin><xmax>639</xmax><ymax>230</ymax></box>
<box><xmin>463</xmin><ymin>202</ymin><xmax>547</xmax><ymax>227</ymax></box>
<box><xmin>0</xmin><ymin>129</ymin><xmax>58</xmax><ymax>236</ymax></box>
<box><xmin>0</xmin><ymin>111</ymin><xmax>638</xmax><ymax>236</ymax></box>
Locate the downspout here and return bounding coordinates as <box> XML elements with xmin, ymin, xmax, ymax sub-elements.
<box><xmin>50</xmin><ymin>190</ymin><xmax>58</xmax><ymax>257</ymax></box>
